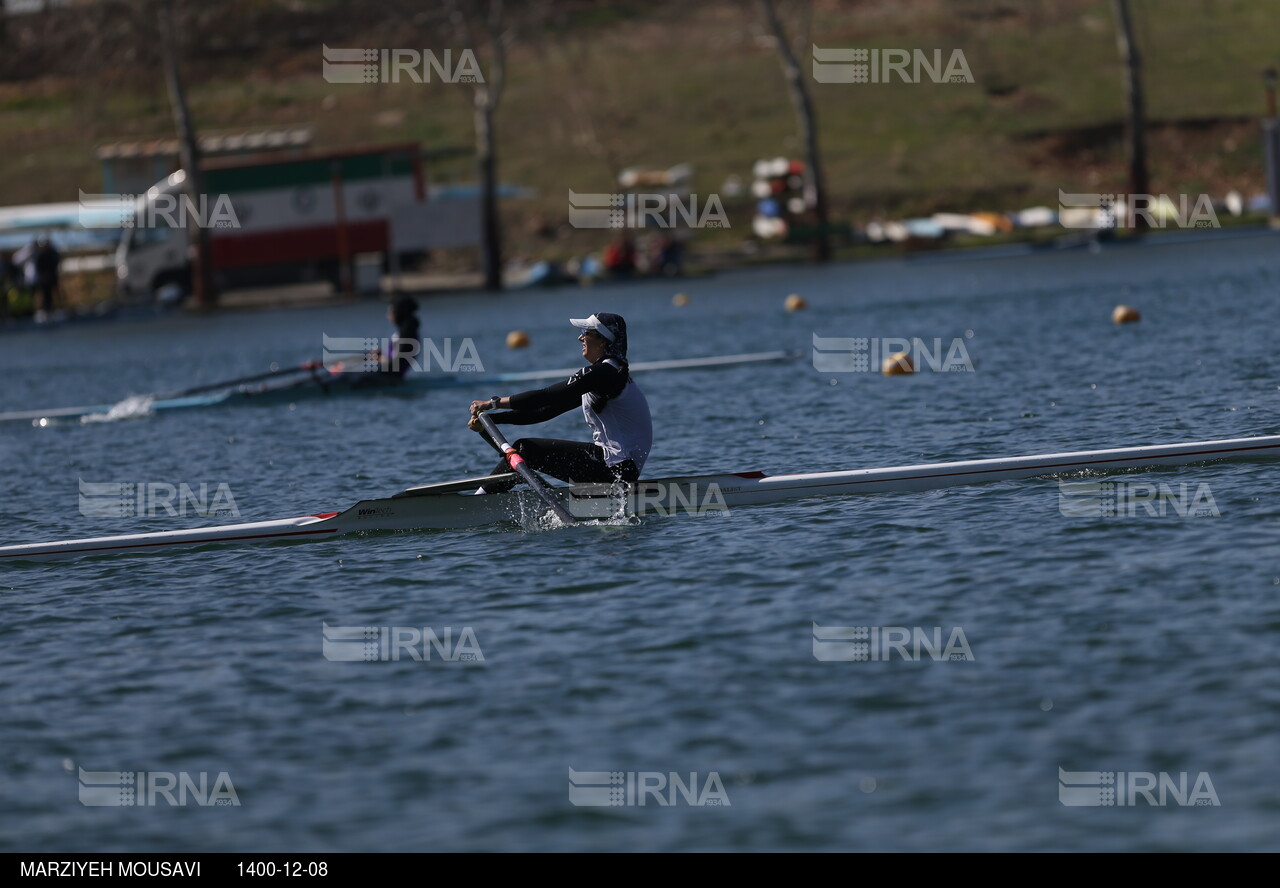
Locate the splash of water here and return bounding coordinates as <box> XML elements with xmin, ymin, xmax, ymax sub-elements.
<box><xmin>80</xmin><ymin>395</ymin><xmax>157</xmax><ymax>424</ymax></box>
<box><xmin>512</xmin><ymin>482</ymin><xmax>638</xmax><ymax>531</ymax></box>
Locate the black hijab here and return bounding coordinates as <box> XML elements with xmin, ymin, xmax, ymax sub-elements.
<box><xmin>580</xmin><ymin>311</ymin><xmax>630</xmax><ymax>410</ymax></box>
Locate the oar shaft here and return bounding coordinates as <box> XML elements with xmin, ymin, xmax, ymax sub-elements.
<box><xmin>163</xmin><ymin>363</ymin><xmax>324</xmax><ymax>398</ymax></box>
<box><xmin>477</xmin><ymin>414</ymin><xmax>576</xmax><ymax>525</ymax></box>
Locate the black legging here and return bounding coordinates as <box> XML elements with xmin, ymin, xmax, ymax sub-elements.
<box><xmin>485</xmin><ymin>436</ymin><xmax>639</xmax><ymax>493</ymax></box>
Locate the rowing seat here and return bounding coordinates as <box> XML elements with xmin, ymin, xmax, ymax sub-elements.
<box><xmin>393</xmin><ymin>473</ymin><xmax>519</xmax><ymax>498</ymax></box>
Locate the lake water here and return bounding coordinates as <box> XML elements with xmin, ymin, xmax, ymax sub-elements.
<box><xmin>2</xmin><ymin>229</ymin><xmax>1279</xmax><ymax>851</ymax></box>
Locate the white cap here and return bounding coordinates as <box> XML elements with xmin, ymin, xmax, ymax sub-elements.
<box><xmin>569</xmin><ymin>314</ymin><xmax>615</xmax><ymax>342</ymax></box>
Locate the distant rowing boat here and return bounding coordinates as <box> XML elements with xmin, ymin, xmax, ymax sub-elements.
<box><xmin>0</xmin><ymin>351</ymin><xmax>792</xmax><ymax>425</ymax></box>
<box><xmin>3</xmin><ymin>434</ymin><xmax>1277</xmax><ymax>562</ymax></box>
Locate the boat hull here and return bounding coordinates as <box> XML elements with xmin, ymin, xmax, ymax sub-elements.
<box><xmin>4</xmin><ymin>434</ymin><xmax>1279</xmax><ymax>562</ymax></box>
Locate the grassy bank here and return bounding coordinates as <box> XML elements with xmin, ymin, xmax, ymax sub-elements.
<box><xmin>2</xmin><ymin>0</ymin><xmax>1276</xmax><ymax>276</ymax></box>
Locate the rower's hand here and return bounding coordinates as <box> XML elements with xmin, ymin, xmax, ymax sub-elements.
<box><xmin>470</xmin><ymin>399</ymin><xmax>491</xmax><ymax>417</ymax></box>
<box><xmin>467</xmin><ymin>413</ymin><xmax>483</xmax><ymax>432</ymax></box>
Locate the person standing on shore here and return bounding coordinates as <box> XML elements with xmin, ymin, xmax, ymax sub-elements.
<box><xmin>0</xmin><ymin>250</ymin><xmax>12</xmax><ymax>319</ymax></box>
<box><xmin>33</xmin><ymin>237</ymin><xmax>61</xmax><ymax>321</ymax></box>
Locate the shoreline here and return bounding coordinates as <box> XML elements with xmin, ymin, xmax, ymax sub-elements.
<box><xmin>2</xmin><ymin>222</ymin><xmax>1277</xmax><ymax>332</ymax></box>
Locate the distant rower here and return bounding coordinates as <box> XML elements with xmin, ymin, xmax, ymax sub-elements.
<box><xmin>337</xmin><ymin>295</ymin><xmax>422</xmax><ymax>388</ymax></box>
<box><xmin>469</xmin><ymin>312</ymin><xmax>652</xmax><ymax>491</ymax></box>
<box><xmin>382</xmin><ymin>295</ymin><xmax>421</xmax><ymax>378</ymax></box>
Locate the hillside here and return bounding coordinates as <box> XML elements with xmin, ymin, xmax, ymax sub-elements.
<box><xmin>1</xmin><ymin>0</ymin><xmax>1276</xmax><ymax>267</ymax></box>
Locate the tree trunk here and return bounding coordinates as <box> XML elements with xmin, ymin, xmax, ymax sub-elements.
<box><xmin>758</xmin><ymin>0</ymin><xmax>831</xmax><ymax>261</ymax></box>
<box><xmin>159</xmin><ymin>0</ymin><xmax>217</xmax><ymax>307</ymax></box>
<box><xmin>475</xmin><ymin>97</ymin><xmax>502</xmax><ymax>290</ymax></box>
<box><xmin>452</xmin><ymin>0</ymin><xmax>508</xmax><ymax>292</ymax></box>
<box><xmin>1111</xmin><ymin>0</ymin><xmax>1149</xmax><ymax>230</ymax></box>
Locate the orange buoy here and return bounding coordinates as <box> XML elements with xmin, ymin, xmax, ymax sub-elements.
<box><xmin>1112</xmin><ymin>305</ymin><xmax>1141</xmax><ymax>324</ymax></box>
<box><xmin>784</xmin><ymin>293</ymin><xmax>807</xmax><ymax>312</ymax></box>
<box><xmin>506</xmin><ymin>330</ymin><xmax>530</xmax><ymax>349</ymax></box>
<box><xmin>882</xmin><ymin>352</ymin><xmax>914</xmax><ymax>375</ymax></box>
<box><xmin>672</xmin><ymin>292</ymin><xmax>690</xmax><ymax>307</ymax></box>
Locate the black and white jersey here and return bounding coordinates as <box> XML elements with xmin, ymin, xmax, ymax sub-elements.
<box><xmin>489</xmin><ymin>358</ymin><xmax>653</xmax><ymax>471</ymax></box>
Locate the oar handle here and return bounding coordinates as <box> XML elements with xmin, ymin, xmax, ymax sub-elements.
<box><xmin>477</xmin><ymin>413</ymin><xmax>576</xmax><ymax>525</ymax></box>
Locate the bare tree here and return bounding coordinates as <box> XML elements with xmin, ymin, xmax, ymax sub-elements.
<box><xmin>157</xmin><ymin>0</ymin><xmax>217</xmax><ymax>307</ymax></box>
<box><xmin>448</xmin><ymin>0</ymin><xmax>512</xmax><ymax>291</ymax></box>
<box><xmin>1111</xmin><ymin>0</ymin><xmax>1149</xmax><ymax>230</ymax></box>
<box><xmin>757</xmin><ymin>0</ymin><xmax>831</xmax><ymax>262</ymax></box>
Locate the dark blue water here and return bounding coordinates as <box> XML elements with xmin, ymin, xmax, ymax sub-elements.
<box><xmin>3</xmin><ymin>231</ymin><xmax>1279</xmax><ymax>851</ymax></box>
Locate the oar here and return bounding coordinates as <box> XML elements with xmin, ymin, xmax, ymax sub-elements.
<box><xmin>158</xmin><ymin>362</ymin><xmax>329</xmax><ymax>399</ymax></box>
<box><xmin>476</xmin><ymin>413</ymin><xmax>576</xmax><ymax>525</ymax></box>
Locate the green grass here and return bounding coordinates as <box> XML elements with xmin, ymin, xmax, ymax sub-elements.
<box><xmin>3</xmin><ymin>0</ymin><xmax>1277</xmax><ymax>265</ymax></box>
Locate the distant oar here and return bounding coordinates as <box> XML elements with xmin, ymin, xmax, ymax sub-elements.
<box><xmin>1</xmin><ymin>362</ymin><xmax>346</xmax><ymax>424</ymax></box>
<box><xmin>157</xmin><ymin>362</ymin><xmax>327</xmax><ymax>399</ymax></box>
<box><xmin>0</xmin><ymin>361</ymin><xmax>330</xmax><ymax>424</ymax></box>
<box><xmin>477</xmin><ymin>413</ymin><xmax>576</xmax><ymax>525</ymax></box>
<box><xmin>434</xmin><ymin>351</ymin><xmax>794</xmax><ymax>387</ymax></box>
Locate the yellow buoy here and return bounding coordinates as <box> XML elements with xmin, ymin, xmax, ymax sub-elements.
<box><xmin>506</xmin><ymin>330</ymin><xmax>530</xmax><ymax>349</ymax></box>
<box><xmin>784</xmin><ymin>293</ymin><xmax>807</xmax><ymax>312</ymax></box>
<box><xmin>882</xmin><ymin>352</ymin><xmax>914</xmax><ymax>375</ymax></box>
<box><xmin>672</xmin><ymin>292</ymin><xmax>690</xmax><ymax>307</ymax></box>
<box><xmin>1112</xmin><ymin>305</ymin><xmax>1141</xmax><ymax>324</ymax></box>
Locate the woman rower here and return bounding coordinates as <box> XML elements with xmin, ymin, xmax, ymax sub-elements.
<box><xmin>342</xmin><ymin>295</ymin><xmax>421</xmax><ymax>388</ymax></box>
<box><xmin>468</xmin><ymin>312</ymin><xmax>652</xmax><ymax>492</ymax></box>
<box><xmin>382</xmin><ymin>295</ymin><xmax>421</xmax><ymax>378</ymax></box>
